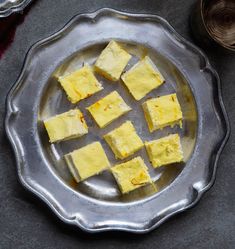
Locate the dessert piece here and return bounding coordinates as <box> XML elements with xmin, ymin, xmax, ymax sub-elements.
<box><xmin>95</xmin><ymin>40</ymin><xmax>131</xmax><ymax>81</ymax></box>
<box><xmin>65</xmin><ymin>141</ymin><xmax>110</xmax><ymax>182</ymax></box>
<box><xmin>111</xmin><ymin>157</ymin><xmax>152</xmax><ymax>194</ymax></box>
<box><xmin>121</xmin><ymin>56</ymin><xmax>165</xmax><ymax>100</ymax></box>
<box><xmin>104</xmin><ymin>121</ymin><xmax>143</xmax><ymax>159</ymax></box>
<box><xmin>87</xmin><ymin>91</ymin><xmax>131</xmax><ymax>128</ymax></box>
<box><xmin>145</xmin><ymin>134</ymin><xmax>184</xmax><ymax>168</ymax></box>
<box><xmin>142</xmin><ymin>93</ymin><xmax>183</xmax><ymax>132</ymax></box>
<box><xmin>44</xmin><ymin>109</ymin><xmax>88</xmax><ymax>143</ymax></box>
<box><xmin>58</xmin><ymin>65</ymin><xmax>103</xmax><ymax>104</ymax></box>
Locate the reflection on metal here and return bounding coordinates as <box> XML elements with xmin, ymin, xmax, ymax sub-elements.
<box><xmin>0</xmin><ymin>0</ymin><xmax>32</xmax><ymax>17</ymax></box>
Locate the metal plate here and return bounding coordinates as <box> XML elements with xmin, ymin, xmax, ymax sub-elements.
<box><xmin>5</xmin><ymin>9</ymin><xmax>229</xmax><ymax>233</ymax></box>
<box><xmin>0</xmin><ymin>0</ymin><xmax>32</xmax><ymax>17</ymax></box>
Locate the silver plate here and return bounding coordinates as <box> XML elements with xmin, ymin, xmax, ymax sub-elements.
<box><xmin>0</xmin><ymin>0</ymin><xmax>32</xmax><ymax>17</ymax></box>
<box><xmin>5</xmin><ymin>9</ymin><xmax>229</xmax><ymax>233</ymax></box>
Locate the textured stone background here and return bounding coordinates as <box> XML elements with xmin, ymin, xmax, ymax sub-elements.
<box><xmin>0</xmin><ymin>0</ymin><xmax>234</xmax><ymax>248</ymax></box>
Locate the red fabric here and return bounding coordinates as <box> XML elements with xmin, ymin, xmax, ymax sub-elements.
<box><xmin>0</xmin><ymin>12</ymin><xmax>26</xmax><ymax>59</ymax></box>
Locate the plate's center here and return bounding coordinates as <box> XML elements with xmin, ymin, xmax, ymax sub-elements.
<box><xmin>38</xmin><ymin>42</ymin><xmax>197</xmax><ymax>203</ymax></box>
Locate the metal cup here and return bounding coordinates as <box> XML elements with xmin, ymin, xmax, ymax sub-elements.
<box><xmin>191</xmin><ymin>0</ymin><xmax>235</xmax><ymax>52</ymax></box>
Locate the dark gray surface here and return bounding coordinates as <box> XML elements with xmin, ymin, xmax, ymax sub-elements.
<box><xmin>0</xmin><ymin>0</ymin><xmax>234</xmax><ymax>248</ymax></box>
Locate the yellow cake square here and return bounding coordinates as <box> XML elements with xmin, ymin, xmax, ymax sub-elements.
<box><xmin>121</xmin><ymin>56</ymin><xmax>165</xmax><ymax>100</ymax></box>
<box><xmin>104</xmin><ymin>121</ymin><xmax>143</xmax><ymax>159</ymax></box>
<box><xmin>65</xmin><ymin>141</ymin><xmax>110</xmax><ymax>182</ymax></box>
<box><xmin>145</xmin><ymin>134</ymin><xmax>184</xmax><ymax>168</ymax></box>
<box><xmin>58</xmin><ymin>65</ymin><xmax>103</xmax><ymax>104</ymax></box>
<box><xmin>44</xmin><ymin>109</ymin><xmax>88</xmax><ymax>143</ymax></box>
<box><xmin>111</xmin><ymin>157</ymin><xmax>152</xmax><ymax>194</ymax></box>
<box><xmin>87</xmin><ymin>91</ymin><xmax>131</xmax><ymax>128</ymax></box>
<box><xmin>95</xmin><ymin>40</ymin><xmax>131</xmax><ymax>81</ymax></box>
<box><xmin>142</xmin><ymin>93</ymin><xmax>183</xmax><ymax>132</ymax></box>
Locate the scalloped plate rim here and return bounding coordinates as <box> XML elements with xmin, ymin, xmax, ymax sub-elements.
<box><xmin>5</xmin><ymin>8</ymin><xmax>230</xmax><ymax>233</ymax></box>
